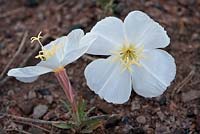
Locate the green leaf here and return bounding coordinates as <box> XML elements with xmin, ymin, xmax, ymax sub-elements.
<box><xmin>86</xmin><ymin>107</ymin><xmax>96</xmax><ymax>116</ymax></box>
<box><xmin>77</xmin><ymin>99</ymin><xmax>87</xmax><ymax>121</ymax></box>
<box><xmin>53</xmin><ymin>122</ymin><xmax>74</xmax><ymax>129</ymax></box>
<box><xmin>81</xmin><ymin>118</ymin><xmax>102</xmax><ymax>133</ymax></box>
<box><xmin>96</xmin><ymin>0</ymin><xmax>115</xmax><ymax>14</ymax></box>
<box><xmin>60</xmin><ymin>99</ymin><xmax>71</xmax><ymax>112</ymax></box>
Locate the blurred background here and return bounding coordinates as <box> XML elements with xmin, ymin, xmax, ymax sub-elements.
<box><xmin>0</xmin><ymin>0</ymin><xmax>200</xmax><ymax>133</ymax></box>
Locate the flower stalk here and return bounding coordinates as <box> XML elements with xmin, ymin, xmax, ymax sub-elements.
<box><xmin>55</xmin><ymin>69</ymin><xmax>77</xmax><ymax>113</ymax></box>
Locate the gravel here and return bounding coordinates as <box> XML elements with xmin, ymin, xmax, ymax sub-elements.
<box><xmin>32</xmin><ymin>104</ymin><xmax>48</xmax><ymax>119</ymax></box>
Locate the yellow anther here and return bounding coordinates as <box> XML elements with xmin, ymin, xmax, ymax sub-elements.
<box><xmin>112</xmin><ymin>44</ymin><xmax>144</xmax><ymax>72</ymax></box>
<box><xmin>31</xmin><ymin>31</ymin><xmax>43</xmax><ymax>47</ymax></box>
<box><xmin>35</xmin><ymin>44</ymin><xmax>61</xmax><ymax>61</ymax></box>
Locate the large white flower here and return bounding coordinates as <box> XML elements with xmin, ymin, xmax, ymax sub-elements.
<box><xmin>84</xmin><ymin>11</ymin><xmax>176</xmax><ymax>104</ymax></box>
<box><xmin>8</xmin><ymin>29</ymin><xmax>96</xmax><ymax>82</ymax></box>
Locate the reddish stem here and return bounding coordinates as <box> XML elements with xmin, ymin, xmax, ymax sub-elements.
<box><xmin>54</xmin><ymin>69</ymin><xmax>77</xmax><ymax>113</ymax></box>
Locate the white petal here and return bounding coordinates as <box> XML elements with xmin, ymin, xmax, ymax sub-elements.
<box><xmin>84</xmin><ymin>57</ymin><xmax>132</xmax><ymax>104</ymax></box>
<box><xmin>44</xmin><ymin>36</ymin><xmax>68</xmax><ymax>62</ymax></box>
<box><xmin>61</xmin><ymin>46</ymin><xmax>88</xmax><ymax>65</ymax></box>
<box><xmin>86</xmin><ymin>33</ymin><xmax>118</xmax><ymax>55</ymax></box>
<box><xmin>37</xmin><ymin>36</ymin><xmax>67</xmax><ymax>67</ymax></box>
<box><xmin>8</xmin><ymin>66</ymin><xmax>52</xmax><ymax>78</ymax></box>
<box><xmin>44</xmin><ymin>36</ymin><xmax>67</xmax><ymax>50</ymax></box>
<box><xmin>64</xmin><ymin>29</ymin><xmax>84</xmax><ymax>53</ymax></box>
<box><xmin>131</xmin><ymin>49</ymin><xmax>176</xmax><ymax>97</ymax></box>
<box><xmin>92</xmin><ymin>17</ymin><xmax>125</xmax><ymax>45</ymax></box>
<box><xmin>16</xmin><ymin>76</ymin><xmax>39</xmax><ymax>83</ymax></box>
<box><xmin>37</xmin><ymin>56</ymin><xmax>60</xmax><ymax>69</ymax></box>
<box><xmin>61</xmin><ymin>33</ymin><xmax>96</xmax><ymax>65</ymax></box>
<box><xmin>87</xmin><ymin>17</ymin><xmax>125</xmax><ymax>55</ymax></box>
<box><xmin>124</xmin><ymin>11</ymin><xmax>170</xmax><ymax>49</ymax></box>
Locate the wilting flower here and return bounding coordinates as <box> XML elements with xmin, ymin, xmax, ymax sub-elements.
<box><xmin>84</xmin><ymin>11</ymin><xmax>176</xmax><ymax>104</ymax></box>
<box><xmin>8</xmin><ymin>29</ymin><xmax>96</xmax><ymax>110</ymax></box>
<box><xmin>8</xmin><ymin>29</ymin><xmax>95</xmax><ymax>83</ymax></box>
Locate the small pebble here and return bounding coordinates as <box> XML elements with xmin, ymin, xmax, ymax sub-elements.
<box><xmin>136</xmin><ymin>115</ymin><xmax>146</xmax><ymax>124</ymax></box>
<box><xmin>7</xmin><ymin>90</ymin><xmax>14</xmax><ymax>96</ymax></box>
<box><xmin>157</xmin><ymin>111</ymin><xmax>165</xmax><ymax>121</ymax></box>
<box><xmin>131</xmin><ymin>100</ymin><xmax>141</xmax><ymax>111</ymax></box>
<box><xmin>53</xmin><ymin>93</ymin><xmax>59</xmax><ymax>98</ymax></box>
<box><xmin>32</xmin><ymin>104</ymin><xmax>48</xmax><ymax>119</ymax></box>
<box><xmin>44</xmin><ymin>95</ymin><xmax>53</xmax><ymax>104</ymax></box>
<box><xmin>23</xmin><ymin>94</ymin><xmax>28</xmax><ymax>100</ymax></box>
<box><xmin>146</xmin><ymin>127</ymin><xmax>154</xmax><ymax>134</ymax></box>
<box><xmin>28</xmin><ymin>91</ymin><xmax>37</xmax><ymax>99</ymax></box>
<box><xmin>89</xmin><ymin>98</ymin><xmax>95</xmax><ymax>105</ymax></box>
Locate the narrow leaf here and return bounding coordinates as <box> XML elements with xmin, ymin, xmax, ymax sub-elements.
<box><xmin>53</xmin><ymin>123</ymin><xmax>73</xmax><ymax>129</ymax></box>
<box><xmin>60</xmin><ymin>99</ymin><xmax>71</xmax><ymax>112</ymax></box>
<box><xmin>77</xmin><ymin>99</ymin><xmax>87</xmax><ymax>121</ymax></box>
<box><xmin>86</xmin><ymin>106</ymin><xmax>96</xmax><ymax>116</ymax></box>
<box><xmin>81</xmin><ymin>118</ymin><xmax>102</xmax><ymax>133</ymax></box>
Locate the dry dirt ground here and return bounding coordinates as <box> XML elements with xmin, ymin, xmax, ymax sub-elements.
<box><xmin>0</xmin><ymin>0</ymin><xmax>200</xmax><ymax>134</ymax></box>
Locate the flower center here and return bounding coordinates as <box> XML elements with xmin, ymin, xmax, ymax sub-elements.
<box><xmin>113</xmin><ymin>44</ymin><xmax>144</xmax><ymax>72</ymax></box>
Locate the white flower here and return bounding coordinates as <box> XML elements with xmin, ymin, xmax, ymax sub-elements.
<box><xmin>8</xmin><ymin>29</ymin><xmax>96</xmax><ymax>83</ymax></box>
<box><xmin>84</xmin><ymin>11</ymin><xmax>176</xmax><ymax>104</ymax></box>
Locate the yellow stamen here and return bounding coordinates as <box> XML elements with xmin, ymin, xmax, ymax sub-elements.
<box><xmin>31</xmin><ymin>31</ymin><xmax>43</xmax><ymax>48</ymax></box>
<box><xmin>112</xmin><ymin>44</ymin><xmax>144</xmax><ymax>72</ymax></box>
<box><xmin>31</xmin><ymin>32</ymin><xmax>63</xmax><ymax>61</ymax></box>
<box><xmin>35</xmin><ymin>44</ymin><xmax>61</xmax><ymax>61</ymax></box>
